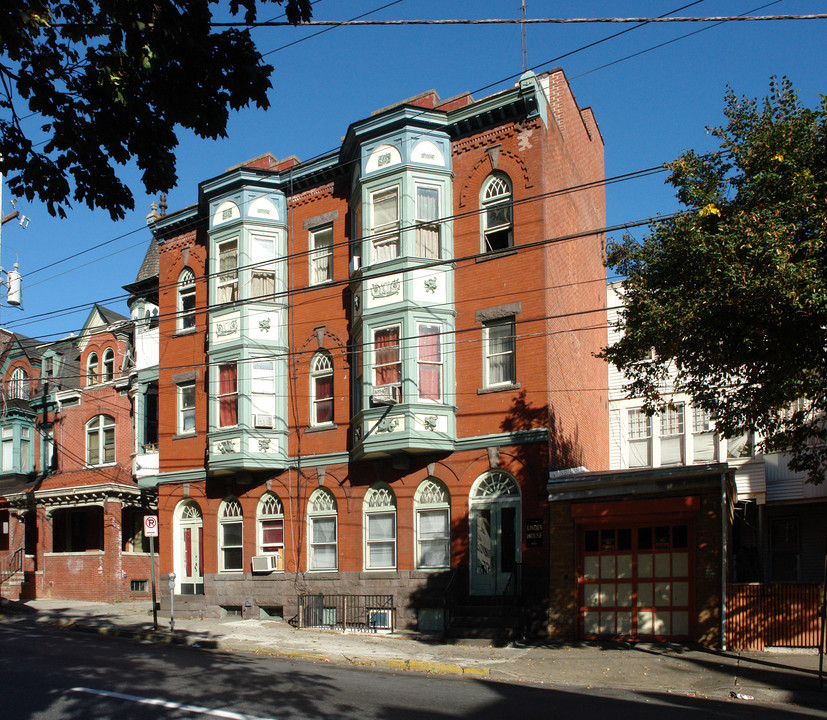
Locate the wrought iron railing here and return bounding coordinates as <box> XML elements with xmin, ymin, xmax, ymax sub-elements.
<box><xmin>0</xmin><ymin>548</ymin><xmax>24</xmax><ymax>584</ymax></box>
<box><xmin>297</xmin><ymin>594</ymin><xmax>395</xmax><ymax>633</ymax></box>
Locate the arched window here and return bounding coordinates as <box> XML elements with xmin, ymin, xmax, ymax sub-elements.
<box><xmin>363</xmin><ymin>483</ymin><xmax>396</xmax><ymax>570</ymax></box>
<box><xmin>174</xmin><ymin>500</ymin><xmax>204</xmax><ymax>595</ymax></box>
<box><xmin>310</xmin><ymin>351</ymin><xmax>334</xmax><ymax>426</ymax></box>
<box><xmin>102</xmin><ymin>348</ymin><xmax>115</xmax><ymax>382</ymax></box>
<box><xmin>86</xmin><ymin>415</ymin><xmax>115</xmax><ymax>465</ymax></box>
<box><xmin>308</xmin><ymin>488</ymin><xmax>337</xmax><ymax>570</ymax></box>
<box><xmin>257</xmin><ymin>493</ymin><xmax>284</xmax><ymax>570</ymax></box>
<box><xmin>480</xmin><ymin>173</ymin><xmax>513</xmax><ymax>252</ymax></box>
<box><xmin>178</xmin><ymin>268</ymin><xmax>196</xmax><ymax>331</ymax></box>
<box><xmin>87</xmin><ymin>352</ymin><xmax>99</xmax><ymax>386</ymax></box>
<box><xmin>219</xmin><ymin>497</ymin><xmax>243</xmax><ymax>572</ymax></box>
<box><xmin>9</xmin><ymin>367</ymin><xmax>28</xmax><ymax>400</ymax></box>
<box><xmin>414</xmin><ymin>478</ymin><xmax>451</xmax><ymax>569</ymax></box>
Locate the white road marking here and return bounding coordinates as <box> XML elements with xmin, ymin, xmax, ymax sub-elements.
<box><xmin>70</xmin><ymin>687</ymin><xmax>275</xmax><ymax>720</ymax></box>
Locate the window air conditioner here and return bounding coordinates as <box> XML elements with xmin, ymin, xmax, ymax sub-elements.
<box><xmin>349</xmin><ymin>256</ymin><xmax>360</xmax><ymax>275</ymax></box>
<box><xmin>254</xmin><ymin>414</ymin><xmax>275</xmax><ymax>429</ymax></box>
<box><xmin>372</xmin><ymin>384</ymin><xmax>401</xmax><ymax>405</ymax></box>
<box><xmin>252</xmin><ymin>554</ymin><xmax>279</xmax><ymax>573</ymax></box>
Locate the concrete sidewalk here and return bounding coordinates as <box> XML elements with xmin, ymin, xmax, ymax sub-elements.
<box><xmin>3</xmin><ymin>598</ymin><xmax>827</xmax><ymax>711</ymax></box>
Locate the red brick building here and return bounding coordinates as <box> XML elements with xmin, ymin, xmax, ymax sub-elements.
<box><xmin>142</xmin><ymin>69</ymin><xmax>609</xmax><ymax>636</ymax></box>
<box><xmin>0</xmin><ymin>305</ymin><xmax>157</xmax><ymax>602</ymax></box>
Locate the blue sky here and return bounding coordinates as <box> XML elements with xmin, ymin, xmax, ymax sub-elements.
<box><xmin>2</xmin><ymin>0</ymin><xmax>825</xmax><ymax>341</ymax></box>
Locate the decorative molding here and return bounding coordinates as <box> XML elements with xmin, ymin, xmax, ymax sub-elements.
<box><xmin>370</xmin><ymin>278</ymin><xmax>401</xmax><ymax>299</ymax></box>
<box><xmin>302</xmin><ymin>210</ymin><xmax>339</xmax><ymax>230</ymax></box>
<box><xmin>171</xmin><ymin>369</ymin><xmax>199</xmax><ymax>385</ymax></box>
<box><xmin>475</xmin><ymin>302</ymin><xmax>522</xmax><ymax>323</ymax></box>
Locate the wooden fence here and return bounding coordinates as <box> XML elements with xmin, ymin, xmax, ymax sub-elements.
<box><xmin>726</xmin><ymin>583</ymin><xmax>822</xmax><ymax>650</ymax></box>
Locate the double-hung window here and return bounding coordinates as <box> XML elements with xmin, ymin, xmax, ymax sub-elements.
<box><xmin>364</xmin><ymin>484</ymin><xmax>397</xmax><ymax>570</ymax></box>
<box><xmin>660</xmin><ymin>404</ymin><xmax>685</xmax><ymax>465</ymax></box>
<box><xmin>481</xmin><ymin>174</ymin><xmax>513</xmax><ymax>251</ymax></box>
<box><xmin>178</xmin><ymin>382</ymin><xmax>196</xmax><ymax>435</ymax></box>
<box><xmin>178</xmin><ymin>268</ymin><xmax>196</xmax><ymax>330</ymax></box>
<box><xmin>219</xmin><ymin>498</ymin><xmax>243</xmax><ymax>572</ymax></box>
<box><xmin>9</xmin><ymin>367</ymin><xmax>28</xmax><ymax>399</ymax></box>
<box><xmin>308</xmin><ymin>488</ymin><xmax>337</xmax><ymax>571</ymax></box>
<box><xmin>217</xmin><ymin>363</ymin><xmax>238</xmax><ymax>428</ymax></box>
<box><xmin>371</xmin><ymin>188</ymin><xmax>399</xmax><ymax>262</ymax></box>
<box><xmin>216</xmin><ymin>239</ymin><xmax>238</xmax><ymax>303</ymax></box>
<box><xmin>102</xmin><ymin>348</ymin><xmax>115</xmax><ymax>382</ymax></box>
<box><xmin>257</xmin><ymin>493</ymin><xmax>284</xmax><ymax>570</ymax></box>
<box><xmin>251</xmin><ymin>234</ymin><xmax>276</xmax><ymax>299</ymax></box>
<box><xmin>692</xmin><ymin>407</ymin><xmax>716</xmax><ymax>462</ymax></box>
<box><xmin>627</xmin><ymin>409</ymin><xmax>651</xmax><ymax>468</ymax></box>
<box><xmin>251</xmin><ymin>361</ymin><xmax>276</xmax><ymax>428</ymax></box>
<box><xmin>374</xmin><ymin>326</ymin><xmax>401</xmax><ymax>401</ymax></box>
<box><xmin>417</xmin><ymin>324</ymin><xmax>441</xmax><ymax>402</ymax></box>
<box><xmin>483</xmin><ymin>318</ymin><xmax>516</xmax><ymax>388</ymax></box>
<box><xmin>415</xmin><ymin>479</ymin><xmax>451</xmax><ymax>569</ymax></box>
<box><xmin>310</xmin><ymin>352</ymin><xmax>334</xmax><ymax>426</ymax></box>
<box><xmin>87</xmin><ymin>353</ymin><xmax>99</xmax><ymax>386</ymax></box>
<box><xmin>87</xmin><ymin>415</ymin><xmax>116</xmax><ymax>466</ymax></box>
<box><xmin>1</xmin><ymin>428</ymin><xmax>13</xmax><ymax>472</ymax></box>
<box><xmin>415</xmin><ymin>186</ymin><xmax>440</xmax><ymax>258</ymax></box>
<box><xmin>310</xmin><ymin>226</ymin><xmax>333</xmax><ymax>284</ymax></box>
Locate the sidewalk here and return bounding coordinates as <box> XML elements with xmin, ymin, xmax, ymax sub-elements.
<box><xmin>3</xmin><ymin>598</ymin><xmax>827</xmax><ymax>710</ymax></box>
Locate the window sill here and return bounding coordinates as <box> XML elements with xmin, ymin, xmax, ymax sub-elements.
<box><xmin>475</xmin><ymin>248</ymin><xmax>517</xmax><ymax>263</ymax></box>
<box><xmin>85</xmin><ymin>462</ymin><xmax>117</xmax><ymax>469</ymax></box>
<box><xmin>306</xmin><ymin>423</ymin><xmax>337</xmax><ymax>433</ymax></box>
<box><xmin>306</xmin><ymin>569</ymin><xmax>338</xmax><ymax>575</ymax></box>
<box><xmin>477</xmin><ymin>382</ymin><xmax>521</xmax><ymax>395</ymax></box>
<box><xmin>173</xmin><ymin>432</ymin><xmax>198</xmax><ymax>441</ymax></box>
<box><xmin>173</xmin><ymin>327</ymin><xmax>198</xmax><ymax>338</ymax></box>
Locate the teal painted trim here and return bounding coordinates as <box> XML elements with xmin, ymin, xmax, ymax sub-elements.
<box><xmin>136</xmin><ymin>367</ymin><xmax>159</xmax><ymax>384</ymax></box>
<box><xmin>454</xmin><ymin>428</ymin><xmax>548</xmax><ymax>451</ymax></box>
<box><xmin>151</xmin><ymin>469</ymin><xmax>207</xmax><ymax>486</ymax></box>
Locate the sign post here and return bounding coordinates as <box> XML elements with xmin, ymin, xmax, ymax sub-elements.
<box><xmin>143</xmin><ymin>515</ymin><xmax>159</xmax><ymax>630</ymax></box>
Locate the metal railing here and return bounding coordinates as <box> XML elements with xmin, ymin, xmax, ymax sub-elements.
<box><xmin>297</xmin><ymin>594</ymin><xmax>395</xmax><ymax>633</ymax></box>
<box><xmin>0</xmin><ymin>547</ymin><xmax>24</xmax><ymax>584</ymax></box>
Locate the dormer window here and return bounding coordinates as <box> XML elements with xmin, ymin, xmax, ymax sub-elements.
<box><xmin>102</xmin><ymin>348</ymin><xmax>115</xmax><ymax>382</ymax></box>
<box><xmin>9</xmin><ymin>367</ymin><xmax>28</xmax><ymax>400</ymax></box>
<box><xmin>87</xmin><ymin>353</ymin><xmax>99</xmax><ymax>386</ymax></box>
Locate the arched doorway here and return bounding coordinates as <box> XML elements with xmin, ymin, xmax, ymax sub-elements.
<box><xmin>469</xmin><ymin>471</ymin><xmax>521</xmax><ymax>596</ymax></box>
<box><xmin>173</xmin><ymin>500</ymin><xmax>203</xmax><ymax>595</ymax></box>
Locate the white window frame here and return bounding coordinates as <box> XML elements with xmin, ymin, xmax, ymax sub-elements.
<box><xmin>309</xmin><ymin>225</ymin><xmax>334</xmax><ymax>285</ymax></box>
<box><xmin>370</xmin><ymin>186</ymin><xmax>400</xmax><ymax>263</ymax></box>
<box><xmin>1</xmin><ymin>427</ymin><xmax>13</xmax><ymax>472</ymax></box>
<box><xmin>177</xmin><ymin>382</ymin><xmax>196</xmax><ymax>435</ymax></box>
<box><xmin>414</xmin><ymin>479</ymin><xmax>451</xmax><ymax>570</ymax></box>
<box><xmin>9</xmin><ymin>367</ymin><xmax>28</xmax><ymax>400</ymax></box>
<box><xmin>481</xmin><ymin>174</ymin><xmax>513</xmax><ymax>252</ymax></box>
<box><xmin>250</xmin><ymin>233</ymin><xmax>277</xmax><ymax>300</ymax></box>
<box><xmin>177</xmin><ymin>268</ymin><xmax>196</xmax><ymax>331</ymax></box>
<box><xmin>660</xmin><ymin>403</ymin><xmax>685</xmax><ymax>465</ymax></box>
<box><xmin>310</xmin><ymin>351</ymin><xmax>334</xmax><ymax>427</ymax></box>
<box><xmin>363</xmin><ymin>484</ymin><xmax>397</xmax><ymax>571</ymax></box>
<box><xmin>216</xmin><ymin>238</ymin><xmax>239</xmax><ymax>304</ymax></box>
<box><xmin>417</xmin><ymin>323</ymin><xmax>442</xmax><ymax>402</ymax></box>
<box><xmin>308</xmin><ymin>488</ymin><xmax>338</xmax><ymax>571</ymax></box>
<box><xmin>692</xmin><ymin>406</ymin><xmax>717</xmax><ymax>463</ymax></box>
<box><xmin>219</xmin><ymin>498</ymin><xmax>243</xmax><ymax>572</ymax></box>
<box><xmin>414</xmin><ymin>184</ymin><xmax>440</xmax><ymax>259</ymax></box>
<box><xmin>373</xmin><ymin>324</ymin><xmax>402</xmax><ymax>400</ymax></box>
<box><xmin>251</xmin><ymin>360</ymin><xmax>276</xmax><ymax>427</ymax></box>
<box><xmin>216</xmin><ymin>362</ymin><xmax>238</xmax><ymax>429</ymax></box>
<box><xmin>627</xmin><ymin>408</ymin><xmax>651</xmax><ymax>468</ymax></box>
<box><xmin>87</xmin><ymin>353</ymin><xmax>99</xmax><ymax>387</ymax></box>
<box><xmin>20</xmin><ymin>426</ymin><xmax>29</xmax><ymax>473</ymax></box>
<box><xmin>483</xmin><ymin>318</ymin><xmax>516</xmax><ymax>388</ymax></box>
<box><xmin>86</xmin><ymin>415</ymin><xmax>116</xmax><ymax>466</ymax></box>
<box><xmin>257</xmin><ymin>493</ymin><xmax>284</xmax><ymax>571</ymax></box>
<box><xmin>102</xmin><ymin>348</ymin><xmax>115</xmax><ymax>383</ymax></box>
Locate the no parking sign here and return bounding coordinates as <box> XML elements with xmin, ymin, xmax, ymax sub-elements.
<box><xmin>143</xmin><ymin>515</ymin><xmax>159</xmax><ymax>537</ymax></box>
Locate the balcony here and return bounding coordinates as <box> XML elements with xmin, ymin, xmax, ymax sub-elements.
<box><xmin>132</xmin><ymin>446</ymin><xmax>159</xmax><ymax>479</ymax></box>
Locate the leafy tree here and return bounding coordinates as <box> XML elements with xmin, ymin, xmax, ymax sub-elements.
<box><xmin>0</xmin><ymin>0</ymin><xmax>312</xmax><ymax>219</ymax></box>
<box><xmin>602</xmin><ymin>78</ymin><xmax>827</xmax><ymax>482</ymax></box>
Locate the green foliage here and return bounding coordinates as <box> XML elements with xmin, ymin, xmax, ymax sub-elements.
<box><xmin>602</xmin><ymin>79</ymin><xmax>827</xmax><ymax>482</ymax></box>
<box><xmin>0</xmin><ymin>0</ymin><xmax>312</xmax><ymax>219</ymax></box>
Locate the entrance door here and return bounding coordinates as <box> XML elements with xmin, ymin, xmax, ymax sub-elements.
<box><xmin>175</xmin><ymin>501</ymin><xmax>204</xmax><ymax>595</ymax></box>
<box><xmin>469</xmin><ymin>471</ymin><xmax>521</xmax><ymax>596</ymax></box>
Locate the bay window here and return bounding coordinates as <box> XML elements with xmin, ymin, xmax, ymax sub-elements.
<box><xmin>417</xmin><ymin>324</ymin><xmax>441</xmax><ymax>401</ymax></box>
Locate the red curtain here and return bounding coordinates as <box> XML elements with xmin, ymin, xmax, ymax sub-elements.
<box><xmin>219</xmin><ymin>363</ymin><xmax>238</xmax><ymax>426</ymax></box>
<box><xmin>375</xmin><ymin>328</ymin><xmax>400</xmax><ymax>386</ymax></box>
<box><xmin>418</xmin><ymin>326</ymin><xmax>440</xmax><ymax>400</ymax></box>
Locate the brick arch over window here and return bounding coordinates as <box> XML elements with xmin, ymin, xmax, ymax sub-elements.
<box><xmin>457</xmin><ymin>148</ymin><xmax>532</xmax><ymax>209</ymax></box>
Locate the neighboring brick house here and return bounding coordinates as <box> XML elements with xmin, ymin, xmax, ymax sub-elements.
<box><xmin>0</xmin><ymin>304</ymin><xmax>157</xmax><ymax>602</ymax></box>
<box><xmin>142</xmin><ymin>69</ymin><xmax>609</xmax><ymax>636</ymax></box>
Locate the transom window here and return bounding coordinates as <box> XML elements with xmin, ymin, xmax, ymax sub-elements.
<box><xmin>257</xmin><ymin>493</ymin><xmax>284</xmax><ymax>570</ymax></box>
<box><xmin>415</xmin><ymin>185</ymin><xmax>440</xmax><ymax>259</ymax></box>
<box><xmin>86</xmin><ymin>415</ymin><xmax>115</xmax><ymax>466</ymax></box>
<box><xmin>483</xmin><ymin>318</ymin><xmax>516</xmax><ymax>388</ymax></box>
<box><xmin>364</xmin><ymin>484</ymin><xmax>397</xmax><ymax>570</ymax></box>
<box><xmin>308</xmin><ymin>488</ymin><xmax>338</xmax><ymax>571</ymax></box>
<box><xmin>216</xmin><ymin>238</ymin><xmax>239</xmax><ymax>304</ymax></box>
<box><xmin>481</xmin><ymin>174</ymin><xmax>513</xmax><ymax>251</ymax></box>
<box><xmin>219</xmin><ymin>498</ymin><xmax>243</xmax><ymax>572</ymax></box>
<box><xmin>415</xmin><ymin>479</ymin><xmax>451</xmax><ymax>569</ymax></box>
<box><xmin>178</xmin><ymin>268</ymin><xmax>196</xmax><ymax>331</ymax></box>
<box><xmin>310</xmin><ymin>226</ymin><xmax>334</xmax><ymax>284</ymax></box>
<box><xmin>371</xmin><ymin>187</ymin><xmax>400</xmax><ymax>263</ymax></box>
<box><xmin>311</xmin><ymin>351</ymin><xmax>334</xmax><ymax>426</ymax></box>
